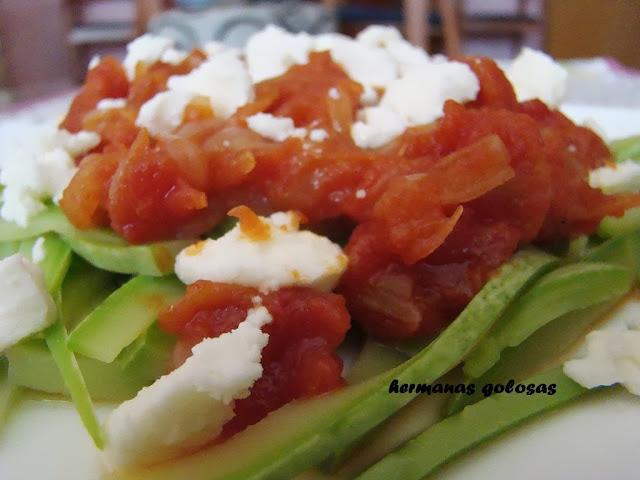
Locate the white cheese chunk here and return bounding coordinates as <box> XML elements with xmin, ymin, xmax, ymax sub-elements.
<box><xmin>506</xmin><ymin>47</ymin><xmax>568</xmax><ymax>107</ymax></box>
<box><xmin>175</xmin><ymin>211</ymin><xmax>348</xmax><ymax>292</ymax></box>
<box><xmin>246</xmin><ymin>113</ymin><xmax>306</xmax><ymax>142</ymax></box>
<box><xmin>380</xmin><ymin>61</ymin><xmax>479</xmax><ymax>126</ymax></box>
<box><xmin>103</xmin><ymin>306</ymin><xmax>272</xmax><ymax>470</ymax></box>
<box><xmin>136</xmin><ymin>90</ymin><xmax>194</xmax><ymax>136</ymax></box>
<box><xmin>246</xmin><ymin>25</ymin><xmax>314</xmax><ymax>83</ymax></box>
<box><xmin>96</xmin><ymin>98</ymin><xmax>127</xmax><ymax>111</ymax></box>
<box><xmin>160</xmin><ymin>47</ymin><xmax>187</xmax><ymax>65</ymax></box>
<box><xmin>564</xmin><ymin>297</ymin><xmax>640</xmax><ymax>397</ymax></box>
<box><xmin>123</xmin><ymin>34</ymin><xmax>174</xmax><ymax>80</ymax></box>
<box><xmin>314</xmin><ymin>33</ymin><xmax>397</xmax><ymax>89</ymax></box>
<box><xmin>167</xmin><ymin>51</ymin><xmax>254</xmax><ymax>119</ymax></box>
<box><xmin>588</xmin><ymin>160</ymin><xmax>640</xmax><ymax>195</ymax></box>
<box><xmin>31</xmin><ymin>237</ymin><xmax>46</xmax><ymax>264</ymax></box>
<box><xmin>0</xmin><ymin>254</ymin><xmax>56</xmax><ymax>352</ymax></box>
<box><xmin>360</xmin><ymin>85</ymin><xmax>379</xmax><ymax>106</ymax></box>
<box><xmin>564</xmin><ymin>329</ymin><xmax>640</xmax><ymax>395</ymax></box>
<box><xmin>356</xmin><ymin>25</ymin><xmax>403</xmax><ymax>47</ymax></box>
<box><xmin>309</xmin><ymin>128</ymin><xmax>329</xmax><ymax>142</ymax></box>
<box><xmin>0</xmin><ymin>127</ymin><xmax>100</xmax><ymax>226</ymax></box>
<box><xmin>202</xmin><ymin>41</ymin><xmax>226</xmax><ymax>57</ymax></box>
<box><xmin>356</xmin><ymin>25</ymin><xmax>430</xmax><ymax>75</ymax></box>
<box><xmin>53</xmin><ymin>129</ymin><xmax>101</xmax><ymax>158</ymax></box>
<box><xmin>351</xmin><ymin>106</ymin><xmax>407</xmax><ymax>149</ymax></box>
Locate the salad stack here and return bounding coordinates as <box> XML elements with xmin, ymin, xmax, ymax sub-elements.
<box><xmin>0</xmin><ymin>25</ymin><xmax>639</xmax><ymax>479</ymax></box>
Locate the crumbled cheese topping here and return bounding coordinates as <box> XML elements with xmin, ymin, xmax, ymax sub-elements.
<box><xmin>136</xmin><ymin>51</ymin><xmax>254</xmax><ymax>133</ymax></box>
<box><xmin>0</xmin><ymin>127</ymin><xmax>100</xmax><ymax>226</ymax></box>
<box><xmin>160</xmin><ymin>47</ymin><xmax>187</xmax><ymax>65</ymax></box>
<box><xmin>564</xmin><ymin>298</ymin><xmax>640</xmax><ymax>396</ymax></box>
<box><xmin>123</xmin><ymin>34</ymin><xmax>175</xmax><ymax>80</ymax></box>
<box><xmin>309</xmin><ymin>128</ymin><xmax>329</xmax><ymax>143</ymax></box>
<box><xmin>588</xmin><ymin>160</ymin><xmax>640</xmax><ymax>195</ymax></box>
<box><xmin>136</xmin><ymin>90</ymin><xmax>194</xmax><ymax>136</ymax></box>
<box><xmin>380</xmin><ymin>61</ymin><xmax>479</xmax><ymax>126</ymax></box>
<box><xmin>96</xmin><ymin>98</ymin><xmax>127</xmax><ymax>111</ymax></box>
<box><xmin>103</xmin><ymin>306</ymin><xmax>272</xmax><ymax>470</ymax></box>
<box><xmin>506</xmin><ymin>47</ymin><xmax>568</xmax><ymax>107</ymax></box>
<box><xmin>356</xmin><ymin>25</ymin><xmax>430</xmax><ymax>75</ymax></box>
<box><xmin>355</xmin><ymin>189</ymin><xmax>367</xmax><ymax>199</ymax></box>
<box><xmin>175</xmin><ymin>210</ymin><xmax>348</xmax><ymax>292</ymax></box>
<box><xmin>167</xmin><ymin>51</ymin><xmax>254</xmax><ymax>119</ymax></box>
<box><xmin>246</xmin><ymin>113</ymin><xmax>307</xmax><ymax>142</ymax></box>
<box><xmin>31</xmin><ymin>237</ymin><xmax>46</xmax><ymax>264</ymax></box>
<box><xmin>351</xmin><ymin>106</ymin><xmax>407</xmax><ymax>149</ymax></box>
<box><xmin>0</xmin><ymin>254</ymin><xmax>56</xmax><ymax>352</ymax></box>
<box><xmin>359</xmin><ymin>85</ymin><xmax>379</xmax><ymax>106</ymax></box>
<box><xmin>314</xmin><ymin>33</ymin><xmax>398</xmax><ymax>89</ymax></box>
<box><xmin>246</xmin><ymin>25</ymin><xmax>314</xmax><ymax>83</ymax></box>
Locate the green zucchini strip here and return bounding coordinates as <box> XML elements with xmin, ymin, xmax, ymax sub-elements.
<box><xmin>68</xmin><ymin>275</ymin><xmax>184</xmax><ymax>363</ymax></box>
<box><xmin>0</xmin><ymin>206</ymin><xmax>190</xmax><ymax>276</ymax></box>
<box><xmin>463</xmin><ymin>262</ymin><xmax>633</xmax><ymax>378</ymax></box>
<box><xmin>20</xmin><ymin>235</ymin><xmax>105</xmax><ymax>448</ymax></box>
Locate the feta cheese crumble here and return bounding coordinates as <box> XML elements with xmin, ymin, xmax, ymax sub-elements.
<box><xmin>123</xmin><ymin>34</ymin><xmax>174</xmax><ymax>80</ymax></box>
<box><xmin>137</xmin><ymin>51</ymin><xmax>254</xmax><ymax>134</ymax></box>
<box><xmin>314</xmin><ymin>33</ymin><xmax>398</xmax><ymax>90</ymax></box>
<box><xmin>168</xmin><ymin>52</ymin><xmax>254</xmax><ymax>119</ymax></box>
<box><xmin>588</xmin><ymin>160</ymin><xmax>640</xmax><ymax>195</ymax></box>
<box><xmin>96</xmin><ymin>98</ymin><xmax>127</xmax><ymax>111</ymax></box>
<box><xmin>245</xmin><ymin>25</ymin><xmax>314</xmax><ymax>83</ymax></box>
<box><xmin>564</xmin><ymin>298</ymin><xmax>640</xmax><ymax>396</ymax></box>
<box><xmin>160</xmin><ymin>47</ymin><xmax>187</xmax><ymax>65</ymax></box>
<box><xmin>356</xmin><ymin>25</ymin><xmax>430</xmax><ymax>75</ymax></box>
<box><xmin>103</xmin><ymin>306</ymin><xmax>272</xmax><ymax>469</ymax></box>
<box><xmin>0</xmin><ymin>254</ymin><xmax>56</xmax><ymax>352</ymax></box>
<box><xmin>309</xmin><ymin>128</ymin><xmax>329</xmax><ymax>143</ymax></box>
<box><xmin>380</xmin><ymin>61</ymin><xmax>479</xmax><ymax>126</ymax></box>
<box><xmin>136</xmin><ymin>90</ymin><xmax>194</xmax><ymax>136</ymax></box>
<box><xmin>506</xmin><ymin>47</ymin><xmax>568</xmax><ymax>107</ymax></box>
<box><xmin>351</xmin><ymin>106</ymin><xmax>407</xmax><ymax>149</ymax></box>
<box><xmin>31</xmin><ymin>237</ymin><xmax>46</xmax><ymax>264</ymax></box>
<box><xmin>175</xmin><ymin>211</ymin><xmax>348</xmax><ymax>292</ymax></box>
<box><xmin>246</xmin><ymin>113</ymin><xmax>307</xmax><ymax>142</ymax></box>
<box><xmin>0</xmin><ymin>127</ymin><xmax>100</xmax><ymax>226</ymax></box>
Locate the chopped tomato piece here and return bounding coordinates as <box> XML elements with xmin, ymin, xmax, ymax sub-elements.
<box><xmin>107</xmin><ymin>130</ymin><xmax>208</xmax><ymax>242</ymax></box>
<box><xmin>159</xmin><ymin>281</ymin><xmax>350</xmax><ymax>439</ymax></box>
<box><xmin>60</xmin><ymin>150</ymin><xmax>121</xmax><ymax>229</ymax></box>
<box><xmin>60</xmin><ymin>57</ymin><xmax>128</xmax><ymax>133</ymax></box>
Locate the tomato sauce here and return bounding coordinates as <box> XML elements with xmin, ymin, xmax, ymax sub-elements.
<box><xmin>60</xmin><ymin>52</ymin><xmax>639</xmax><ymax>346</ymax></box>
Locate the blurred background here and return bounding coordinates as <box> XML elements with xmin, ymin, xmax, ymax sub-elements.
<box><xmin>0</xmin><ymin>0</ymin><xmax>639</xmax><ymax>109</ymax></box>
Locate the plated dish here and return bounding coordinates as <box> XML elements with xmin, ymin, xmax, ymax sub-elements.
<box><xmin>0</xmin><ymin>25</ymin><xmax>639</xmax><ymax>480</ymax></box>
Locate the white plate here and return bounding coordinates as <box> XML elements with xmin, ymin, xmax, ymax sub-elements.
<box><xmin>1</xmin><ymin>105</ymin><xmax>639</xmax><ymax>480</ymax></box>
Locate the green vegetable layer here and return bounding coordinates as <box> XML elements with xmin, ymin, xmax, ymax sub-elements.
<box><xmin>463</xmin><ymin>262</ymin><xmax>633</xmax><ymax>378</ymax></box>
<box><xmin>447</xmin><ymin>302</ymin><xmax>615</xmax><ymax>415</ymax></box>
<box><xmin>68</xmin><ymin>275</ymin><xmax>184</xmax><ymax>363</ymax></box>
<box><xmin>0</xmin><ymin>206</ymin><xmax>190</xmax><ymax>276</ymax></box>
<box><xmin>7</xmin><ymin>332</ymin><xmax>172</xmax><ymax>402</ymax></box>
